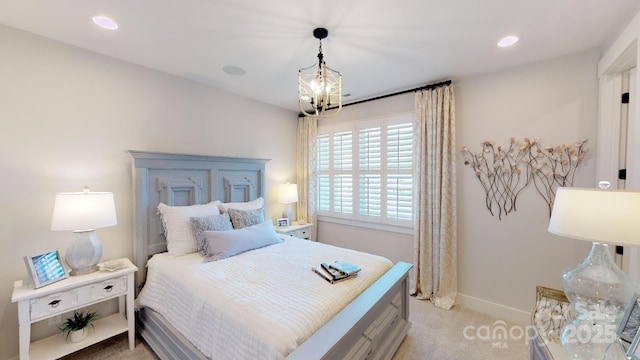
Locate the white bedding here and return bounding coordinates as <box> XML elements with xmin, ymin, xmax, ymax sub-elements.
<box><xmin>135</xmin><ymin>236</ymin><xmax>393</xmax><ymax>360</ymax></box>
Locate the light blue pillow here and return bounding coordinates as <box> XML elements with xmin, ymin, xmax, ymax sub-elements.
<box><xmin>190</xmin><ymin>213</ymin><xmax>234</xmax><ymax>255</ymax></box>
<box><xmin>201</xmin><ymin>220</ymin><xmax>282</xmax><ymax>262</ymax></box>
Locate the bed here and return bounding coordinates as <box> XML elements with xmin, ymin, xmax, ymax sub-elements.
<box><xmin>128</xmin><ymin>150</ymin><xmax>412</xmax><ymax>360</ymax></box>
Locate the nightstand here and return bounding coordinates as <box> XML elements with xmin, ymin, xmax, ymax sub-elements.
<box><xmin>275</xmin><ymin>223</ymin><xmax>314</xmax><ymax>240</ymax></box>
<box><xmin>11</xmin><ymin>258</ymin><xmax>138</xmax><ymax>360</ymax></box>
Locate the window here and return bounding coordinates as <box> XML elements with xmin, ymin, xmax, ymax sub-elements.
<box><xmin>317</xmin><ymin>113</ymin><xmax>413</xmax><ymax>227</ymax></box>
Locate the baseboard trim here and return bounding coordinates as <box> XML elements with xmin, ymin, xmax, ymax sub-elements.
<box><xmin>456</xmin><ymin>293</ymin><xmax>530</xmax><ymax>326</ymax></box>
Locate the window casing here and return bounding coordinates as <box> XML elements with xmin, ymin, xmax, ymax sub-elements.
<box><xmin>317</xmin><ymin>112</ymin><xmax>413</xmax><ymax>228</ymax></box>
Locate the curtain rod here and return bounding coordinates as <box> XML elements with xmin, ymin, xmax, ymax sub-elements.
<box><xmin>342</xmin><ymin>79</ymin><xmax>452</xmax><ymax>108</ymax></box>
<box><xmin>298</xmin><ymin>79</ymin><xmax>452</xmax><ymax>117</ymax></box>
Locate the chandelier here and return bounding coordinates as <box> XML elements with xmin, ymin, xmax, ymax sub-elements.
<box><xmin>298</xmin><ymin>27</ymin><xmax>342</xmax><ymax>118</ymax></box>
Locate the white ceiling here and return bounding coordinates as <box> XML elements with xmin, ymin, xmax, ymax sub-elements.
<box><xmin>1</xmin><ymin>0</ymin><xmax>638</xmax><ymax>112</ymax></box>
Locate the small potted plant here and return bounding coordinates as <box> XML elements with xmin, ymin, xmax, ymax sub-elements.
<box><xmin>59</xmin><ymin>310</ymin><xmax>98</xmax><ymax>343</ymax></box>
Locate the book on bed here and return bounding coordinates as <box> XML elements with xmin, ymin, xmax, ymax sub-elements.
<box><xmin>312</xmin><ymin>261</ymin><xmax>361</xmax><ymax>284</ymax></box>
<box><xmin>312</xmin><ymin>266</ymin><xmax>350</xmax><ymax>284</ymax></box>
<box><xmin>329</xmin><ymin>260</ymin><xmax>361</xmax><ymax>276</ymax></box>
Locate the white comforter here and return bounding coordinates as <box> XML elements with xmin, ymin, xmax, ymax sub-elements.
<box><xmin>135</xmin><ymin>236</ymin><xmax>393</xmax><ymax>359</ymax></box>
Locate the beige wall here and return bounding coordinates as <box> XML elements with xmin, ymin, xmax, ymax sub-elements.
<box><xmin>0</xmin><ymin>25</ymin><xmax>297</xmax><ymax>359</ymax></box>
<box><xmin>317</xmin><ymin>49</ymin><xmax>600</xmax><ymax>324</ymax></box>
<box><xmin>456</xmin><ymin>49</ymin><xmax>598</xmax><ymax>322</ymax></box>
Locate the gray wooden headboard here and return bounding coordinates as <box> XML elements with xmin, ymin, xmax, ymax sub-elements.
<box><xmin>128</xmin><ymin>150</ymin><xmax>269</xmax><ymax>292</ymax></box>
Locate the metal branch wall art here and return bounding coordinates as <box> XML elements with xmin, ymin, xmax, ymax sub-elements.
<box><xmin>462</xmin><ymin>138</ymin><xmax>588</xmax><ymax>219</ymax></box>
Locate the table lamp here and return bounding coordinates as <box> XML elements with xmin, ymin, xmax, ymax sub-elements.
<box><xmin>278</xmin><ymin>183</ymin><xmax>298</xmax><ymax>223</ymax></box>
<box><xmin>51</xmin><ymin>187</ymin><xmax>117</xmax><ymax>275</ymax></box>
<box><xmin>548</xmin><ymin>185</ymin><xmax>640</xmax><ymax>359</ymax></box>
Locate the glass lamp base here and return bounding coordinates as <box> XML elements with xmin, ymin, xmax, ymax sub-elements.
<box><xmin>66</xmin><ymin>229</ymin><xmax>103</xmax><ymax>276</ymax></box>
<box><xmin>282</xmin><ymin>204</ymin><xmax>293</xmax><ymax>223</ymax></box>
<box><xmin>561</xmin><ymin>242</ymin><xmax>639</xmax><ymax>359</ymax></box>
<box><xmin>69</xmin><ymin>265</ymin><xmax>99</xmax><ymax>276</ymax></box>
<box><xmin>603</xmin><ymin>339</ymin><xmax>628</xmax><ymax>360</ymax></box>
<box><xmin>560</xmin><ymin>317</ymin><xmax>617</xmax><ymax>359</ymax></box>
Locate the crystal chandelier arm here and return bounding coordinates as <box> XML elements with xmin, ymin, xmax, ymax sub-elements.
<box><xmin>298</xmin><ymin>27</ymin><xmax>342</xmax><ymax>118</ymax></box>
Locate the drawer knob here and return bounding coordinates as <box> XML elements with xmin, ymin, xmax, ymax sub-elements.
<box><xmin>104</xmin><ymin>285</ymin><xmax>113</xmax><ymax>292</ymax></box>
<box><xmin>48</xmin><ymin>300</ymin><xmax>61</xmax><ymax>308</ymax></box>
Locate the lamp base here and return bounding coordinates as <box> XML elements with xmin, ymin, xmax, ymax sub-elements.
<box><xmin>69</xmin><ymin>265</ymin><xmax>99</xmax><ymax>276</ymax></box>
<box><xmin>560</xmin><ymin>242</ymin><xmax>639</xmax><ymax>359</ymax></box>
<box><xmin>560</xmin><ymin>317</ymin><xmax>614</xmax><ymax>359</ymax></box>
<box><xmin>282</xmin><ymin>204</ymin><xmax>293</xmax><ymax>223</ymax></box>
<box><xmin>66</xmin><ymin>229</ymin><xmax>102</xmax><ymax>276</ymax></box>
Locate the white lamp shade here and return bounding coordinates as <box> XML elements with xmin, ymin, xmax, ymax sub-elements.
<box><xmin>51</xmin><ymin>191</ymin><xmax>117</xmax><ymax>231</ymax></box>
<box><xmin>278</xmin><ymin>183</ymin><xmax>298</xmax><ymax>204</ymax></box>
<box><xmin>548</xmin><ymin>187</ymin><xmax>640</xmax><ymax>247</ymax></box>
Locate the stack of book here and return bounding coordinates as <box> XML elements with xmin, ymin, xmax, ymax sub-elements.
<box><xmin>312</xmin><ymin>260</ymin><xmax>361</xmax><ymax>284</ymax></box>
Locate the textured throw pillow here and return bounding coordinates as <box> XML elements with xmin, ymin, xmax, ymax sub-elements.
<box><xmin>157</xmin><ymin>202</ymin><xmax>221</xmax><ymax>256</ymax></box>
<box><xmin>200</xmin><ymin>220</ymin><xmax>282</xmax><ymax>262</ymax></box>
<box><xmin>228</xmin><ymin>207</ymin><xmax>264</xmax><ymax>229</ymax></box>
<box><xmin>190</xmin><ymin>213</ymin><xmax>233</xmax><ymax>255</ymax></box>
<box><xmin>219</xmin><ymin>197</ymin><xmax>264</xmax><ymax>213</ymax></box>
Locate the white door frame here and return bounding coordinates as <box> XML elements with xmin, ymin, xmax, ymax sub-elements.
<box><xmin>597</xmin><ymin>14</ymin><xmax>640</xmax><ymax>281</ymax></box>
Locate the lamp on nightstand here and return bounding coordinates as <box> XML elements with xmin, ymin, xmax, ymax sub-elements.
<box><xmin>548</xmin><ymin>185</ymin><xmax>640</xmax><ymax>359</ymax></box>
<box><xmin>51</xmin><ymin>187</ymin><xmax>117</xmax><ymax>276</ymax></box>
<box><xmin>278</xmin><ymin>183</ymin><xmax>298</xmax><ymax>223</ymax></box>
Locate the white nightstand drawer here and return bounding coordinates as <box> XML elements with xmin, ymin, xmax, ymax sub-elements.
<box><xmin>280</xmin><ymin>229</ymin><xmax>309</xmax><ymax>239</ymax></box>
<box><xmin>30</xmin><ymin>291</ymin><xmax>78</xmax><ymax>321</ymax></box>
<box><xmin>292</xmin><ymin>228</ymin><xmax>309</xmax><ymax>239</ymax></box>
<box><xmin>29</xmin><ymin>276</ymin><xmax>127</xmax><ymax>321</ymax></box>
<box><xmin>275</xmin><ymin>223</ymin><xmax>313</xmax><ymax>241</ymax></box>
<box><xmin>88</xmin><ymin>276</ymin><xmax>127</xmax><ymax>300</ymax></box>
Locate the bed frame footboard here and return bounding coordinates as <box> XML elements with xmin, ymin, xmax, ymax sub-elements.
<box><xmin>286</xmin><ymin>261</ymin><xmax>412</xmax><ymax>360</ymax></box>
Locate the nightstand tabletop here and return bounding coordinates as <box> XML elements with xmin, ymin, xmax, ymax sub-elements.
<box><xmin>275</xmin><ymin>223</ymin><xmax>312</xmax><ymax>232</ymax></box>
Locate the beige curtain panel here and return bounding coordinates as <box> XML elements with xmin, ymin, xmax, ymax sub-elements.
<box><xmin>412</xmin><ymin>84</ymin><xmax>457</xmax><ymax>310</ymax></box>
<box><xmin>296</xmin><ymin>116</ymin><xmax>318</xmax><ymax>241</ymax></box>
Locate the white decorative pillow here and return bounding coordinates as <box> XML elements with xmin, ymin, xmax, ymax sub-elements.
<box><xmin>200</xmin><ymin>220</ymin><xmax>282</xmax><ymax>262</ymax></box>
<box><xmin>190</xmin><ymin>213</ymin><xmax>234</xmax><ymax>255</ymax></box>
<box><xmin>219</xmin><ymin>197</ymin><xmax>264</xmax><ymax>212</ymax></box>
<box><xmin>157</xmin><ymin>202</ymin><xmax>221</xmax><ymax>256</ymax></box>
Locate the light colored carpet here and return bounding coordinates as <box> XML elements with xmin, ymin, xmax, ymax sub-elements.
<box><xmin>393</xmin><ymin>297</ymin><xmax>529</xmax><ymax>359</ymax></box>
<box><xmin>59</xmin><ymin>334</ymin><xmax>158</xmax><ymax>360</ymax></box>
<box><xmin>60</xmin><ymin>297</ymin><xmax>529</xmax><ymax>359</ymax></box>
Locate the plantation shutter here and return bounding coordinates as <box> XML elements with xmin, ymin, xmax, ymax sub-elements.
<box><xmin>359</xmin><ymin>127</ymin><xmax>382</xmax><ymax>217</ymax></box>
<box><xmin>333</xmin><ymin>131</ymin><xmax>353</xmax><ymax>214</ymax></box>
<box><xmin>386</xmin><ymin>123</ymin><xmax>413</xmax><ymax>220</ymax></box>
<box><xmin>316</xmin><ymin>112</ymin><xmax>413</xmax><ymax>227</ymax></box>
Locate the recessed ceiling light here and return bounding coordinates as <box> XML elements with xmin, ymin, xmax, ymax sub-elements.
<box><xmin>497</xmin><ymin>35</ymin><xmax>518</xmax><ymax>47</ymax></box>
<box><xmin>223</xmin><ymin>66</ymin><xmax>246</xmax><ymax>76</ymax></box>
<box><xmin>92</xmin><ymin>16</ymin><xmax>118</xmax><ymax>30</ymax></box>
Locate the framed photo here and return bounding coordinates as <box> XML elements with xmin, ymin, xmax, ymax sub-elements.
<box><xmin>24</xmin><ymin>249</ymin><xmax>68</xmax><ymax>288</ymax></box>
<box><xmin>276</xmin><ymin>218</ymin><xmax>290</xmax><ymax>228</ymax></box>
<box><xmin>621</xmin><ymin>294</ymin><xmax>640</xmax><ymax>358</ymax></box>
